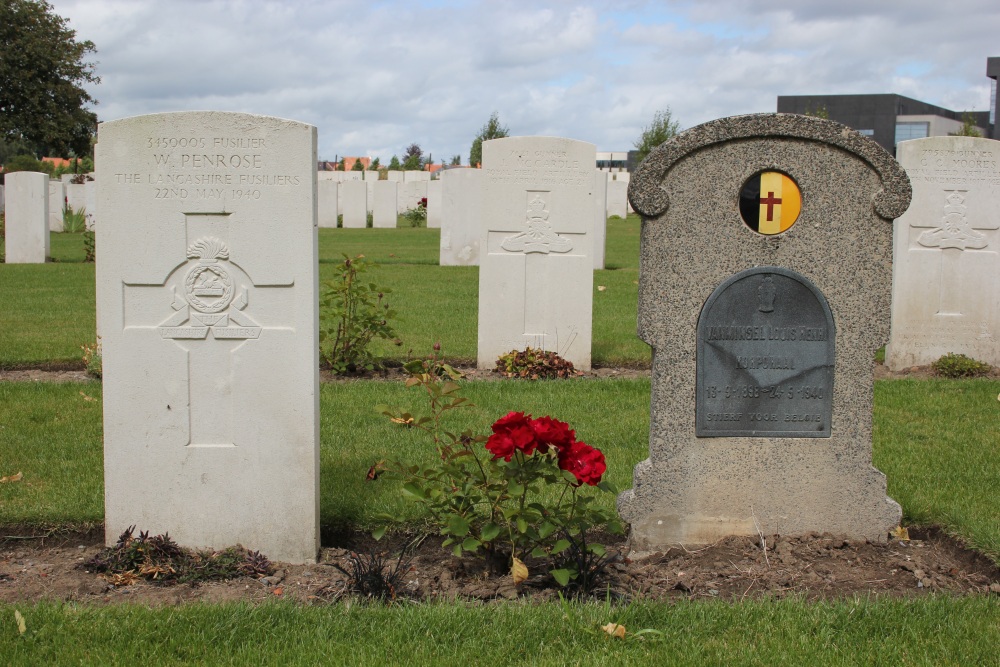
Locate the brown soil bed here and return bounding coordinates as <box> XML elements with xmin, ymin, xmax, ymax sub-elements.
<box><xmin>3</xmin><ymin>526</ymin><xmax>998</xmax><ymax>606</ymax></box>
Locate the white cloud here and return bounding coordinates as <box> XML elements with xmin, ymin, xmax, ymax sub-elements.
<box><xmin>48</xmin><ymin>0</ymin><xmax>1000</xmax><ymax>162</ymax></box>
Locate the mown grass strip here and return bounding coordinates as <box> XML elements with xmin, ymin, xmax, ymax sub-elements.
<box><xmin>1</xmin><ymin>596</ymin><xmax>997</xmax><ymax>666</ymax></box>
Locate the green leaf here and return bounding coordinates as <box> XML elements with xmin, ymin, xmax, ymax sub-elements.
<box><xmin>508</xmin><ymin>481</ymin><xmax>525</xmax><ymax>496</ymax></box>
<box><xmin>452</xmin><ymin>543</ymin><xmax>463</xmax><ymax>557</ymax></box>
<box><xmin>551</xmin><ymin>539</ymin><xmax>571</xmax><ymax>555</ymax></box>
<box><xmin>372</xmin><ymin>526</ymin><xmax>387</xmax><ymax>541</ymax></box>
<box><xmin>516</xmin><ymin>517</ymin><xmax>528</xmax><ymax>534</ymax></box>
<box><xmin>461</xmin><ymin>537</ymin><xmax>481</xmax><ymax>552</ymax></box>
<box><xmin>538</xmin><ymin>521</ymin><xmax>557</xmax><ymax>539</ymax></box>
<box><xmin>531</xmin><ymin>547</ymin><xmax>546</xmax><ymax>558</ymax></box>
<box><xmin>401</xmin><ymin>482</ymin><xmax>426</xmax><ymax>500</ymax></box>
<box><xmin>480</xmin><ymin>523</ymin><xmax>501</xmax><ymax>542</ymax></box>
<box><xmin>447</xmin><ymin>515</ymin><xmax>470</xmax><ymax>537</ymax></box>
<box><xmin>588</xmin><ymin>543</ymin><xmax>607</xmax><ymax>557</ymax></box>
<box><xmin>550</xmin><ymin>568</ymin><xmax>572</xmax><ymax>586</ymax></box>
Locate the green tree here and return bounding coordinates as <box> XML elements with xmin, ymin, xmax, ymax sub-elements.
<box><xmin>388</xmin><ymin>155</ymin><xmax>402</xmax><ymax>171</ymax></box>
<box><xmin>402</xmin><ymin>143</ymin><xmax>423</xmax><ymax>170</ymax></box>
<box><xmin>337</xmin><ymin>157</ymin><xmax>346</xmax><ymax>171</ymax></box>
<box><xmin>633</xmin><ymin>108</ymin><xmax>681</xmax><ymax>165</ymax></box>
<box><xmin>369</xmin><ymin>157</ymin><xmax>380</xmax><ymax>170</ymax></box>
<box><xmin>951</xmin><ymin>112</ymin><xmax>983</xmax><ymax>137</ymax></box>
<box><xmin>351</xmin><ymin>157</ymin><xmax>365</xmax><ymax>171</ymax></box>
<box><xmin>0</xmin><ymin>0</ymin><xmax>100</xmax><ymax>158</ymax></box>
<box><xmin>469</xmin><ymin>111</ymin><xmax>509</xmax><ymax>167</ymax></box>
<box><xmin>450</xmin><ymin>154</ymin><xmax>461</xmax><ymax>166</ymax></box>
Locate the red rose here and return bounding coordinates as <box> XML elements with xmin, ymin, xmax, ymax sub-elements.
<box><xmin>530</xmin><ymin>416</ymin><xmax>575</xmax><ymax>453</ymax></box>
<box><xmin>488</xmin><ymin>411</ymin><xmax>540</xmax><ymax>459</ymax></box>
<box><xmin>557</xmin><ymin>441</ymin><xmax>606</xmax><ymax>486</ymax></box>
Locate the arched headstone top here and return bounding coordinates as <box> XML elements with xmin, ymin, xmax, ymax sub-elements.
<box><xmin>628</xmin><ymin>113</ymin><xmax>911</xmax><ymax>221</ymax></box>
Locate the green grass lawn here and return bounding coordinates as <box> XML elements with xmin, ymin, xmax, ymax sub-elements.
<box><xmin>2</xmin><ymin>597</ymin><xmax>998</xmax><ymax>666</ymax></box>
<box><xmin>0</xmin><ymin>216</ymin><xmax>646</xmax><ymax>368</ymax></box>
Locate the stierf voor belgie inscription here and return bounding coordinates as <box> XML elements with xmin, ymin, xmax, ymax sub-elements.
<box><xmin>696</xmin><ymin>267</ymin><xmax>835</xmax><ymax>437</ymax></box>
<box><xmin>113</xmin><ymin>136</ymin><xmax>303</xmax><ymax>202</ymax></box>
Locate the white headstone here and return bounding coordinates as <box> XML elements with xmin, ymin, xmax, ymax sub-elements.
<box><xmin>887</xmin><ymin>136</ymin><xmax>1000</xmax><ymax>369</ymax></box>
<box><xmin>372</xmin><ymin>181</ymin><xmax>398</xmax><ymax>228</ymax></box>
<box><xmin>318</xmin><ymin>180</ymin><xmax>339</xmax><ymax>228</ymax></box>
<box><xmin>607</xmin><ymin>180</ymin><xmax>628</xmax><ymax>219</ymax></box>
<box><xmin>95</xmin><ymin>111</ymin><xmax>320</xmax><ymax>564</ymax></box>
<box><xmin>398</xmin><ymin>180</ymin><xmax>427</xmax><ymax>213</ymax></box>
<box><xmin>4</xmin><ymin>172</ymin><xmax>49</xmax><ymax>263</ymax></box>
<box><xmin>66</xmin><ymin>182</ymin><xmax>87</xmax><ymax>214</ymax></box>
<box><xmin>593</xmin><ymin>170</ymin><xmax>607</xmax><ymax>270</ymax></box>
<box><xmin>386</xmin><ymin>171</ymin><xmax>404</xmax><ymax>183</ymax></box>
<box><xmin>426</xmin><ymin>180</ymin><xmax>442</xmax><ymax>228</ymax></box>
<box><xmin>342</xmin><ymin>171</ymin><xmax>363</xmax><ymax>182</ymax></box>
<box><xmin>363</xmin><ymin>170</ymin><xmax>380</xmax><ymax>181</ymax></box>
<box><xmin>477</xmin><ymin>137</ymin><xmax>595</xmax><ymax>369</ymax></box>
<box><xmin>439</xmin><ymin>168</ymin><xmax>482</xmax><ymax>266</ymax></box>
<box><xmin>404</xmin><ymin>170</ymin><xmax>430</xmax><ymax>182</ymax></box>
<box><xmin>84</xmin><ymin>180</ymin><xmax>97</xmax><ymax>231</ymax></box>
<box><xmin>317</xmin><ymin>171</ymin><xmax>341</xmax><ymax>182</ymax></box>
<box><xmin>49</xmin><ymin>180</ymin><xmax>66</xmax><ymax>231</ymax></box>
<box><xmin>341</xmin><ymin>180</ymin><xmax>367</xmax><ymax>228</ymax></box>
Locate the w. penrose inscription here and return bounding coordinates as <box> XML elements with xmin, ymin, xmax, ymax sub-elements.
<box><xmin>696</xmin><ymin>267</ymin><xmax>835</xmax><ymax>437</ymax></box>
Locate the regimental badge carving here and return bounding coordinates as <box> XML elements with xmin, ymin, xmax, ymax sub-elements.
<box><xmin>501</xmin><ymin>194</ymin><xmax>573</xmax><ymax>254</ymax></box>
<box><xmin>158</xmin><ymin>236</ymin><xmax>262</xmax><ymax>340</ymax></box>
<box><xmin>918</xmin><ymin>190</ymin><xmax>988</xmax><ymax>250</ymax></box>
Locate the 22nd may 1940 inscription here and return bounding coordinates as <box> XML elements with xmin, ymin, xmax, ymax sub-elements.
<box><xmin>696</xmin><ymin>267</ymin><xmax>835</xmax><ymax>437</ymax></box>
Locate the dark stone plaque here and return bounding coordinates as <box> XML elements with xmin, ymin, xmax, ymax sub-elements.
<box><xmin>696</xmin><ymin>267</ymin><xmax>834</xmax><ymax>437</ymax></box>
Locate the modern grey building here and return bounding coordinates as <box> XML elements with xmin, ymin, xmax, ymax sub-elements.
<box><xmin>777</xmin><ymin>57</ymin><xmax>998</xmax><ymax>154</ymax></box>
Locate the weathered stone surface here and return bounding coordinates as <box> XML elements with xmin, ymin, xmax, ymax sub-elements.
<box><xmin>95</xmin><ymin>111</ymin><xmax>320</xmax><ymax>564</ymax></box>
<box><xmin>477</xmin><ymin>136</ymin><xmax>595</xmax><ymax>369</ymax></box>
<box><xmin>439</xmin><ymin>168</ymin><xmax>482</xmax><ymax>266</ymax></box>
<box><xmin>4</xmin><ymin>172</ymin><xmax>49</xmax><ymax>263</ymax></box>
<box><xmin>618</xmin><ymin>113</ymin><xmax>909</xmax><ymax>552</ymax></box>
<box><xmin>887</xmin><ymin>136</ymin><xmax>1000</xmax><ymax>368</ymax></box>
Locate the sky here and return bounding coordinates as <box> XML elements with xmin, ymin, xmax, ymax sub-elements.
<box><xmin>50</xmin><ymin>0</ymin><xmax>1000</xmax><ymax>164</ymax></box>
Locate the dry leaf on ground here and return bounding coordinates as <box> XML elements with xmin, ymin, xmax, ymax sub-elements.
<box><xmin>601</xmin><ymin>623</ymin><xmax>626</xmax><ymax>639</ymax></box>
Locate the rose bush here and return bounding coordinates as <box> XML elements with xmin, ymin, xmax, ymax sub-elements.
<box><xmin>376</xmin><ymin>354</ymin><xmax>622</xmax><ymax>589</ymax></box>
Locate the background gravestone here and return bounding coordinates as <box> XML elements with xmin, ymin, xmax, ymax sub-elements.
<box><xmin>48</xmin><ymin>180</ymin><xmax>66</xmax><ymax>232</ymax></box>
<box><xmin>372</xmin><ymin>180</ymin><xmax>398</xmax><ymax>228</ymax></box>
<box><xmin>4</xmin><ymin>172</ymin><xmax>49</xmax><ymax>263</ymax></box>
<box><xmin>593</xmin><ymin>170</ymin><xmax>607</xmax><ymax>270</ymax></box>
<box><xmin>887</xmin><ymin>136</ymin><xmax>999</xmax><ymax>369</ymax></box>
<box><xmin>607</xmin><ymin>179</ymin><xmax>628</xmax><ymax>219</ymax></box>
<box><xmin>439</xmin><ymin>168</ymin><xmax>482</xmax><ymax>266</ymax></box>
<box><xmin>341</xmin><ymin>180</ymin><xmax>367</xmax><ymax>228</ymax></box>
<box><xmin>96</xmin><ymin>111</ymin><xmax>320</xmax><ymax>564</ymax></box>
<box><xmin>426</xmin><ymin>180</ymin><xmax>442</xmax><ymax>228</ymax></box>
<box><xmin>477</xmin><ymin>136</ymin><xmax>595</xmax><ymax>370</ymax></box>
<box><xmin>317</xmin><ymin>180</ymin><xmax>338</xmax><ymax>228</ymax></box>
<box><xmin>618</xmin><ymin>114</ymin><xmax>910</xmax><ymax>551</ymax></box>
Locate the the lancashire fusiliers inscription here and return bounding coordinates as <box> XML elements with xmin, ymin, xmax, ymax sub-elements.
<box><xmin>96</xmin><ymin>112</ymin><xmax>320</xmax><ymax>564</ymax></box>
<box><xmin>697</xmin><ymin>267</ymin><xmax>834</xmax><ymax>437</ymax></box>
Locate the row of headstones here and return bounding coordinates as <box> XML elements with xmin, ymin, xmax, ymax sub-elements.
<box><xmin>56</xmin><ymin>111</ymin><xmax>1000</xmax><ymax>564</ymax></box>
<box><xmin>319</xmin><ymin>179</ymin><xmax>439</xmax><ymax>228</ymax></box>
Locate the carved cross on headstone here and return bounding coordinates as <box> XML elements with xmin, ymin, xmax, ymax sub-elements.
<box><xmin>911</xmin><ymin>190</ymin><xmax>999</xmax><ymax>315</ymax></box>
<box><xmin>499</xmin><ymin>192</ymin><xmax>579</xmax><ymax>338</ymax></box>
<box><xmin>123</xmin><ymin>211</ymin><xmax>286</xmax><ymax>447</ymax></box>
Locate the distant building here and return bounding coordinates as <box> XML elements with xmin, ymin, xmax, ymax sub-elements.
<box><xmin>777</xmin><ymin>57</ymin><xmax>998</xmax><ymax>155</ymax></box>
<box><xmin>597</xmin><ymin>151</ymin><xmax>629</xmax><ymax>172</ymax></box>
